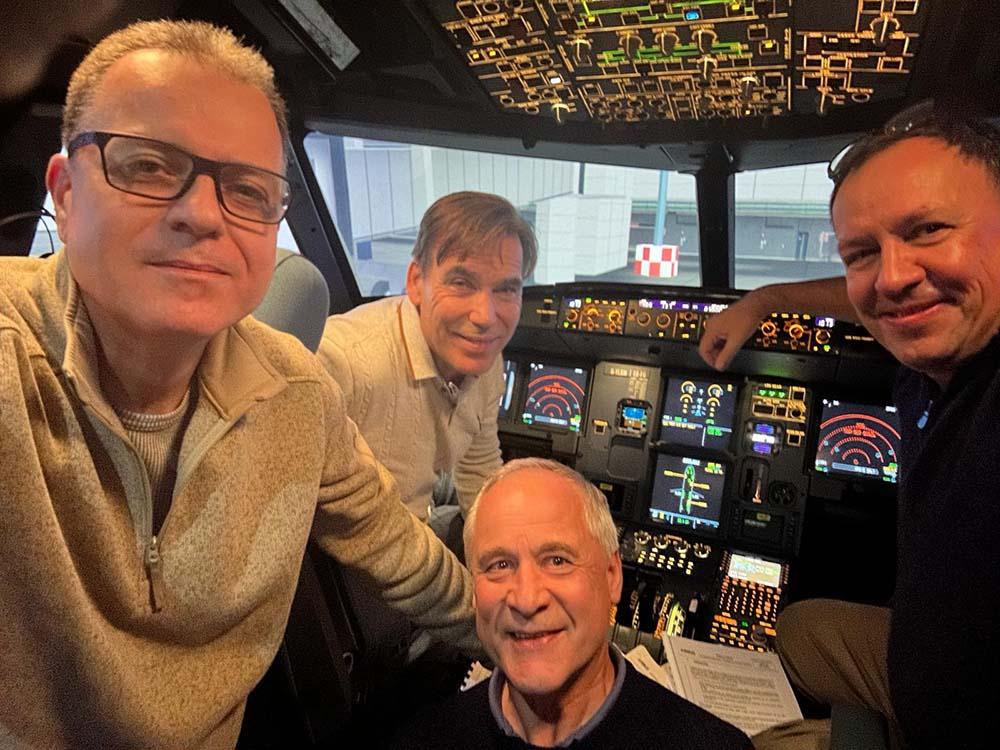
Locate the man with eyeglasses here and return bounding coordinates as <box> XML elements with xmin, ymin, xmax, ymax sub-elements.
<box><xmin>700</xmin><ymin>105</ymin><xmax>1000</xmax><ymax>749</ymax></box>
<box><xmin>0</xmin><ymin>19</ymin><xmax>474</xmax><ymax>750</ymax></box>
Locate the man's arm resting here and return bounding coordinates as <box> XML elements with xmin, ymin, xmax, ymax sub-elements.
<box><xmin>312</xmin><ymin>376</ymin><xmax>478</xmax><ymax>654</ymax></box>
<box><xmin>699</xmin><ymin>277</ymin><xmax>856</xmax><ymax>371</ymax></box>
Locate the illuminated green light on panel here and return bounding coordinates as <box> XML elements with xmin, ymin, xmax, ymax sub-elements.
<box><xmin>579</xmin><ymin>1</ymin><xmax>653</xmax><ymax>17</ymax></box>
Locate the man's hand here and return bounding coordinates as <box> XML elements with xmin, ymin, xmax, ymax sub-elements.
<box><xmin>698</xmin><ymin>290</ymin><xmax>770</xmax><ymax>371</ymax></box>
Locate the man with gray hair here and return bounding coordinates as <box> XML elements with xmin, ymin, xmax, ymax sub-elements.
<box><xmin>393</xmin><ymin>458</ymin><xmax>752</xmax><ymax>749</ymax></box>
<box><xmin>0</xmin><ymin>19</ymin><xmax>473</xmax><ymax>750</ymax></box>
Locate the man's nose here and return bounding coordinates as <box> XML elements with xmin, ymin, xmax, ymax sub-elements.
<box><xmin>875</xmin><ymin>240</ymin><xmax>925</xmax><ymax>297</ymax></box>
<box><xmin>505</xmin><ymin>563</ymin><xmax>550</xmax><ymax>618</ymax></box>
<box><xmin>165</xmin><ymin>174</ymin><xmax>225</xmax><ymax>238</ymax></box>
<box><xmin>468</xmin><ymin>290</ymin><xmax>498</xmax><ymax>328</ymax></box>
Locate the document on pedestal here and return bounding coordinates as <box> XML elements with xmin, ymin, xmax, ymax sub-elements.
<box><xmin>661</xmin><ymin>635</ymin><xmax>803</xmax><ymax>737</ymax></box>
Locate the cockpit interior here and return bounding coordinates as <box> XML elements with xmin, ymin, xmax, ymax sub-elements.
<box><xmin>3</xmin><ymin>0</ymin><xmax>999</xmax><ymax>747</ymax></box>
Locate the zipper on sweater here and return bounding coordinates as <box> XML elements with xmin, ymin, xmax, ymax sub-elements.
<box><xmin>146</xmin><ymin>534</ymin><xmax>165</xmax><ymax>612</ymax></box>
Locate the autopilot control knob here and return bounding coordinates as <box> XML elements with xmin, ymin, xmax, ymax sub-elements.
<box><xmin>692</xmin><ymin>543</ymin><xmax>711</xmax><ymax>559</ymax></box>
<box><xmin>634</xmin><ymin>530</ymin><xmax>651</xmax><ymax>546</ymax></box>
<box><xmin>653</xmin><ymin>534</ymin><xmax>671</xmax><ymax>550</ymax></box>
<box><xmin>637</xmin><ymin>311</ymin><xmax>652</xmax><ymax>326</ymax></box>
<box><xmin>761</xmin><ymin>320</ymin><xmax>778</xmax><ymax>337</ymax></box>
<box><xmin>815</xmin><ymin>329</ymin><xmax>831</xmax><ymax>344</ymax></box>
<box><xmin>788</xmin><ymin>323</ymin><xmax>805</xmax><ymax>339</ymax></box>
<box><xmin>673</xmin><ymin>539</ymin><xmax>690</xmax><ymax>555</ymax></box>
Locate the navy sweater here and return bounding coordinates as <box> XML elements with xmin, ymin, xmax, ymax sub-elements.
<box><xmin>390</xmin><ymin>661</ymin><xmax>753</xmax><ymax>749</ymax></box>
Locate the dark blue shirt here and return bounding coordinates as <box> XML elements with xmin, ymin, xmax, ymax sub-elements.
<box><xmin>890</xmin><ymin>335</ymin><xmax>1000</xmax><ymax>749</ymax></box>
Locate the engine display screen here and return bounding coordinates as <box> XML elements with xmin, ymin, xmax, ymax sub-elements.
<box><xmin>521</xmin><ymin>363</ymin><xmax>589</xmax><ymax>432</ymax></box>
<box><xmin>814</xmin><ymin>399</ymin><xmax>901</xmax><ymax>484</ymax></box>
<box><xmin>648</xmin><ymin>454</ymin><xmax>726</xmax><ymax>534</ymax></box>
<box><xmin>660</xmin><ymin>377</ymin><xmax>738</xmax><ymax>450</ymax></box>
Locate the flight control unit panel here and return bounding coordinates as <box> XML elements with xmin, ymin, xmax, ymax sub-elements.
<box><xmin>499</xmin><ymin>283</ymin><xmax>900</xmax><ymax>655</ymax></box>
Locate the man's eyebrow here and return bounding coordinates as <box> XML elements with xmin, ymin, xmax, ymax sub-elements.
<box><xmin>534</xmin><ymin>541</ymin><xmax>578</xmax><ymax>557</ymax></box>
<box><xmin>496</xmin><ymin>275</ymin><xmax>523</xmax><ymax>290</ymax></box>
<box><xmin>475</xmin><ymin>546</ymin><xmax>513</xmax><ymax>569</ymax></box>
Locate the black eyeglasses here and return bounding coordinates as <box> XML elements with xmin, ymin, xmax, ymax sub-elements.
<box><xmin>67</xmin><ymin>131</ymin><xmax>292</xmax><ymax>225</ymax></box>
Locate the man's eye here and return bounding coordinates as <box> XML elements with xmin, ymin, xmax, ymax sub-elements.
<box><xmin>842</xmin><ymin>248</ymin><xmax>876</xmax><ymax>268</ymax></box>
<box><xmin>485</xmin><ymin>559</ymin><xmax>511</xmax><ymax>572</ymax></box>
<box><xmin>545</xmin><ymin>555</ymin><xmax>569</xmax><ymax>568</ymax></box>
<box><xmin>118</xmin><ymin>156</ymin><xmax>176</xmax><ymax>181</ymax></box>
<box><xmin>912</xmin><ymin>222</ymin><xmax>950</xmax><ymax>239</ymax></box>
<box><xmin>227</xmin><ymin>180</ymin><xmax>271</xmax><ymax>207</ymax></box>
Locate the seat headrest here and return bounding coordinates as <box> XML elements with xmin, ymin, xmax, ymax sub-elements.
<box><xmin>253</xmin><ymin>248</ymin><xmax>330</xmax><ymax>353</ymax></box>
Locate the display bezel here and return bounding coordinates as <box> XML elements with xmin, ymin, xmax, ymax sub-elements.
<box><xmin>498</xmin><ymin>357</ymin><xmax>520</xmax><ymax>424</ymax></box>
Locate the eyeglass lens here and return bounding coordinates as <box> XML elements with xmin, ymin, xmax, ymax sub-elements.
<box><xmin>102</xmin><ymin>135</ymin><xmax>289</xmax><ymax>223</ymax></box>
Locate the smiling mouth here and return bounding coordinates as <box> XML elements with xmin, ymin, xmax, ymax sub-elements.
<box><xmin>509</xmin><ymin>630</ymin><xmax>562</xmax><ymax>644</ymax></box>
<box><xmin>456</xmin><ymin>333</ymin><xmax>499</xmax><ymax>347</ymax></box>
<box><xmin>154</xmin><ymin>261</ymin><xmax>226</xmax><ymax>276</ymax></box>
<box><xmin>878</xmin><ymin>300</ymin><xmax>944</xmax><ymax>321</ymax></box>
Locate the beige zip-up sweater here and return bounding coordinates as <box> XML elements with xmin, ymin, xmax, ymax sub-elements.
<box><xmin>0</xmin><ymin>254</ymin><xmax>475</xmax><ymax>750</ymax></box>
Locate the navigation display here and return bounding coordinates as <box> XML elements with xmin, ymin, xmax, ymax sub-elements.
<box><xmin>814</xmin><ymin>399</ymin><xmax>901</xmax><ymax>484</ymax></box>
<box><xmin>727</xmin><ymin>552</ymin><xmax>783</xmax><ymax>589</ymax></box>
<box><xmin>498</xmin><ymin>359</ymin><xmax>517</xmax><ymax>420</ymax></box>
<box><xmin>521</xmin><ymin>363</ymin><xmax>589</xmax><ymax>432</ymax></box>
<box><xmin>648</xmin><ymin>454</ymin><xmax>726</xmax><ymax>534</ymax></box>
<box><xmin>660</xmin><ymin>377</ymin><xmax>738</xmax><ymax>450</ymax></box>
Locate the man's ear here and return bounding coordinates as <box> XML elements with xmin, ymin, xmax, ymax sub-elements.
<box><xmin>405</xmin><ymin>260</ymin><xmax>424</xmax><ymax>308</ymax></box>
<box><xmin>46</xmin><ymin>154</ymin><xmax>73</xmax><ymax>244</ymax></box>
<box><xmin>607</xmin><ymin>551</ymin><xmax>623</xmax><ymax>604</ymax></box>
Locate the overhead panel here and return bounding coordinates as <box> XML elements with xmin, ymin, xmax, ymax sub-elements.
<box><xmin>424</xmin><ymin>1</ymin><xmax>929</xmax><ymax>125</ymax></box>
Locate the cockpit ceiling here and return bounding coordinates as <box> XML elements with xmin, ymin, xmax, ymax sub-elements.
<box><xmin>423</xmin><ymin>0</ymin><xmax>928</xmax><ymax>125</ymax></box>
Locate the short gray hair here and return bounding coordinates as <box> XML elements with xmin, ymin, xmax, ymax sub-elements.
<box><xmin>464</xmin><ymin>458</ymin><xmax>619</xmax><ymax>561</ymax></box>
<box><xmin>412</xmin><ymin>191</ymin><xmax>537</xmax><ymax>278</ymax></box>
<box><xmin>62</xmin><ymin>20</ymin><xmax>288</xmax><ymax>154</ymax></box>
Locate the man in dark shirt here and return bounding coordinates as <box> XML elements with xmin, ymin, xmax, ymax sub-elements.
<box><xmin>699</xmin><ymin>105</ymin><xmax>1000</xmax><ymax>749</ymax></box>
<box><xmin>392</xmin><ymin>458</ymin><xmax>752</xmax><ymax>749</ymax></box>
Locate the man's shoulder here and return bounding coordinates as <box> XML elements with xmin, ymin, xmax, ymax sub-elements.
<box><xmin>389</xmin><ymin>681</ymin><xmax>497</xmax><ymax>749</ymax></box>
<box><xmin>605</xmin><ymin>663</ymin><xmax>752</xmax><ymax>749</ymax></box>
<box><xmin>323</xmin><ymin>295</ymin><xmax>403</xmax><ymax>346</ymax></box>
<box><xmin>0</xmin><ymin>256</ymin><xmax>53</xmax><ymax>311</ymax></box>
<box><xmin>0</xmin><ymin>256</ymin><xmax>62</xmax><ymax>352</ymax></box>
<box><xmin>238</xmin><ymin>315</ymin><xmax>330</xmax><ymax>383</ymax></box>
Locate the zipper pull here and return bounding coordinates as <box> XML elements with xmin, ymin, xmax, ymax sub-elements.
<box><xmin>917</xmin><ymin>399</ymin><xmax>934</xmax><ymax>430</ymax></box>
<box><xmin>146</xmin><ymin>535</ymin><xmax>165</xmax><ymax>613</ymax></box>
